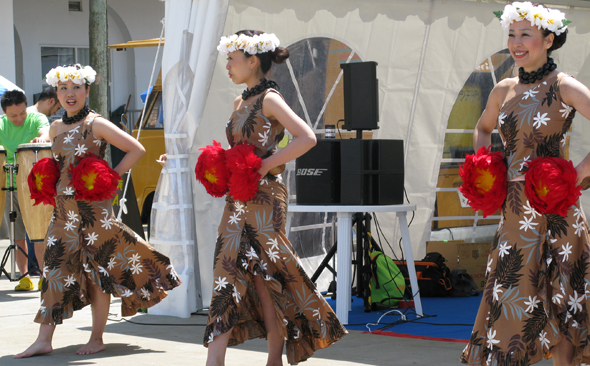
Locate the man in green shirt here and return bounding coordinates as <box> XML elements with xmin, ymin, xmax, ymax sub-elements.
<box><xmin>0</xmin><ymin>90</ymin><xmax>49</xmax><ymax>291</ymax></box>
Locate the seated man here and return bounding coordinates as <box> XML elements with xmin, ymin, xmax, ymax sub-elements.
<box><xmin>0</xmin><ymin>90</ymin><xmax>49</xmax><ymax>291</ymax></box>
<box><xmin>27</xmin><ymin>86</ymin><xmax>61</xmax><ymax>118</ymax></box>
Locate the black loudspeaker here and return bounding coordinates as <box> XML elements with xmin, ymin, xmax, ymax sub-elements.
<box><xmin>340</xmin><ymin>139</ymin><xmax>404</xmax><ymax>205</ymax></box>
<box><xmin>340</xmin><ymin>61</ymin><xmax>379</xmax><ymax>131</ymax></box>
<box><xmin>295</xmin><ymin>140</ymin><xmax>341</xmax><ymax>204</ymax></box>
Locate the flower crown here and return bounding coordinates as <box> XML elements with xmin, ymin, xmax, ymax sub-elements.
<box><xmin>494</xmin><ymin>2</ymin><xmax>570</xmax><ymax>36</ymax></box>
<box><xmin>45</xmin><ymin>64</ymin><xmax>97</xmax><ymax>88</ymax></box>
<box><xmin>217</xmin><ymin>33</ymin><xmax>280</xmax><ymax>56</ymax></box>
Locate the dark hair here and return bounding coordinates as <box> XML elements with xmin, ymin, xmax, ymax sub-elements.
<box><xmin>1</xmin><ymin>90</ymin><xmax>27</xmax><ymax>112</ymax></box>
<box><xmin>38</xmin><ymin>86</ymin><xmax>58</xmax><ymax>102</ymax></box>
<box><xmin>236</xmin><ymin>30</ymin><xmax>289</xmax><ymax>74</ymax></box>
<box><xmin>542</xmin><ymin>28</ymin><xmax>567</xmax><ymax>56</ymax></box>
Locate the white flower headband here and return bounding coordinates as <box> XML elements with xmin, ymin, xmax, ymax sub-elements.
<box><xmin>45</xmin><ymin>64</ymin><xmax>97</xmax><ymax>88</ymax></box>
<box><xmin>217</xmin><ymin>33</ymin><xmax>280</xmax><ymax>56</ymax></box>
<box><xmin>494</xmin><ymin>2</ymin><xmax>570</xmax><ymax>36</ymax></box>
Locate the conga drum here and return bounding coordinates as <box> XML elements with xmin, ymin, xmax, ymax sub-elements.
<box><xmin>15</xmin><ymin>143</ymin><xmax>53</xmax><ymax>242</ymax></box>
<box><xmin>0</xmin><ymin>145</ymin><xmax>5</xmax><ymax>225</ymax></box>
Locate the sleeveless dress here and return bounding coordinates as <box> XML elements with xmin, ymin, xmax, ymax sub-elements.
<box><xmin>461</xmin><ymin>74</ymin><xmax>590</xmax><ymax>365</ymax></box>
<box><xmin>203</xmin><ymin>90</ymin><xmax>347</xmax><ymax>365</ymax></box>
<box><xmin>34</xmin><ymin>115</ymin><xmax>180</xmax><ymax>325</ymax></box>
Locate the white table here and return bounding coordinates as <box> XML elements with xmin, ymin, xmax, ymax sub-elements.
<box><xmin>286</xmin><ymin>204</ymin><xmax>421</xmax><ymax>324</ymax></box>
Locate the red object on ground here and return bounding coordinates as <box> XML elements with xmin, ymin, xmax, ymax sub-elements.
<box><xmin>28</xmin><ymin>157</ymin><xmax>60</xmax><ymax>206</ymax></box>
<box><xmin>524</xmin><ymin>156</ymin><xmax>581</xmax><ymax>217</ymax></box>
<box><xmin>459</xmin><ymin>146</ymin><xmax>507</xmax><ymax>218</ymax></box>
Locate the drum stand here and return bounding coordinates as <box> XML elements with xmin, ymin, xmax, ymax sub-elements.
<box><xmin>0</xmin><ymin>163</ymin><xmax>39</xmax><ymax>281</ymax></box>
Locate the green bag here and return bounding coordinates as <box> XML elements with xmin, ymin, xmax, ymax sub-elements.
<box><xmin>369</xmin><ymin>251</ymin><xmax>406</xmax><ymax>308</ymax></box>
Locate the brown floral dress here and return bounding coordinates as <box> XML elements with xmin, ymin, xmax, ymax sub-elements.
<box><xmin>462</xmin><ymin>74</ymin><xmax>590</xmax><ymax>365</ymax></box>
<box><xmin>34</xmin><ymin>114</ymin><xmax>180</xmax><ymax>325</ymax></box>
<box><xmin>203</xmin><ymin>89</ymin><xmax>347</xmax><ymax>364</ymax></box>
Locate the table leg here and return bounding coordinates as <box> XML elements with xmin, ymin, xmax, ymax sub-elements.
<box><xmin>397</xmin><ymin>212</ymin><xmax>423</xmax><ymax>317</ymax></box>
<box><xmin>336</xmin><ymin>212</ymin><xmax>352</xmax><ymax>324</ymax></box>
<box><xmin>286</xmin><ymin>210</ymin><xmax>293</xmax><ymax>236</ymax></box>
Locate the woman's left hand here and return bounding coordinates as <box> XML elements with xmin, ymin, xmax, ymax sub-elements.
<box><xmin>258</xmin><ymin>159</ymin><xmax>270</xmax><ymax>178</ymax></box>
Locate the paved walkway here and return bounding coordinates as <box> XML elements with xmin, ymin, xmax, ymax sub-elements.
<box><xmin>0</xmin><ymin>238</ymin><xmax>546</xmax><ymax>365</ymax></box>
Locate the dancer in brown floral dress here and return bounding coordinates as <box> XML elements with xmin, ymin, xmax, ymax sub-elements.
<box><xmin>462</xmin><ymin>3</ymin><xmax>590</xmax><ymax>365</ymax></box>
<box><xmin>15</xmin><ymin>64</ymin><xmax>180</xmax><ymax>359</ymax></box>
<box><xmin>204</xmin><ymin>31</ymin><xmax>346</xmax><ymax>366</ymax></box>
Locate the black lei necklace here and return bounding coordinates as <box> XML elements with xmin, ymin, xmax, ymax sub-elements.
<box><xmin>62</xmin><ymin>105</ymin><xmax>91</xmax><ymax>125</ymax></box>
<box><xmin>242</xmin><ymin>78</ymin><xmax>279</xmax><ymax>100</ymax></box>
<box><xmin>519</xmin><ymin>58</ymin><xmax>557</xmax><ymax>84</ymax></box>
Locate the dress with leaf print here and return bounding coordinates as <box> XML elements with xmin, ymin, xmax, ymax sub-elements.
<box><xmin>203</xmin><ymin>89</ymin><xmax>347</xmax><ymax>365</ymax></box>
<box><xmin>462</xmin><ymin>74</ymin><xmax>590</xmax><ymax>365</ymax></box>
<box><xmin>34</xmin><ymin>114</ymin><xmax>180</xmax><ymax>325</ymax></box>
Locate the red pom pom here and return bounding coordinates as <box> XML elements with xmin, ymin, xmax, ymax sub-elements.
<box><xmin>195</xmin><ymin>140</ymin><xmax>229</xmax><ymax>198</ymax></box>
<box><xmin>28</xmin><ymin>157</ymin><xmax>59</xmax><ymax>206</ymax></box>
<box><xmin>524</xmin><ymin>157</ymin><xmax>581</xmax><ymax>217</ymax></box>
<box><xmin>70</xmin><ymin>153</ymin><xmax>121</xmax><ymax>201</ymax></box>
<box><xmin>225</xmin><ymin>143</ymin><xmax>262</xmax><ymax>202</ymax></box>
<box><xmin>459</xmin><ymin>146</ymin><xmax>507</xmax><ymax>218</ymax></box>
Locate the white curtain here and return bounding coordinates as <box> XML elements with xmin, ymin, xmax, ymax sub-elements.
<box><xmin>149</xmin><ymin>0</ymin><xmax>229</xmax><ymax>317</ymax></box>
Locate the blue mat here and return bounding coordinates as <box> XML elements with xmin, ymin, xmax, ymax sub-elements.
<box><xmin>326</xmin><ymin>294</ymin><xmax>482</xmax><ymax>341</ymax></box>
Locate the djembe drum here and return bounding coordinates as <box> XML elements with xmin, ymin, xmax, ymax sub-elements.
<box><xmin>15</xmin><ymin>143</ymin><xmax>53</xmax><ymax>242</ymax></box>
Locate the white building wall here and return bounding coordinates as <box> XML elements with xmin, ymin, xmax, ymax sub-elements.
<box><xmin>11</xmin><ymin>0</ymin><xmax>163</xmax><ymax>113</ymax></box>
<box><xmin>0</xmin><ymin>0</ymin><xmax>16</xmax><ymax>83</ymax></box>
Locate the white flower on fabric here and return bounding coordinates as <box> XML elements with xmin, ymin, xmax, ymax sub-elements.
<box><xmin>259</xmin><ymin>178</ymin><xmax>269</xmax><ymax>186</ymax></box>
<box><xmin>121</xmin><ymin>289</ymin><xmax>133</xmax><ymax>297</ymax></box>
<box><xmin>128</xmin><ymin>253</ymin><xmax>141</xmax><ymax>264</ymax></box>
<box><xmin>573</xmin><ymin>320</ymin><xmax>580</xmax><ymax>329</ymax></box>
<box><xmin>64</xmin><ymin>274</ymin><xmax>76</xmax><ymax>287</ymax></box>
<box><xmin>86</xmin><ymin>232</ymin><xmax>98</xmax><ymax>245</ymax></box>
<box><xmin>67</xmin><ymin>210</ymin><xmax>79</xmax><ymax>222</ymax></box>
<box><xmin>74</xmin><ymin>144</ymin><xmax>88</xmax><ymax>156</ymax></box>
<box><xmin>533</xmin><ymin>112</ymin><xmax>550</xmax><ymax>129</ymax></box>
<box><xmin>228</xmin><ymin>212</ymin><xmax>241</xmax><ymax>225</ymax></box>
<box><xmin>166</xmin><ymin>264</ymin><xmax>178</xmax><ymax>281</ymax></box>
<box><xmin>522</xmin><ymin>89</ymin><xmax>539</xmax><ymax>100</ymax></box>
<box><xmin>524</xmin><ymin>295</ymin><xmax>540</xmax><ymax>313</ymax></box>
<box><xmin>39</xmin><ymin>299</ymin><xmax>47</xmax><ymax>313</ymax></box>
<box><xmin>552</xmin><ymin>292</ymin><xmax>563</xmax><ymax>305</ymax></box>
<box><xmin>560</xmin><ymin>102</ymin><xmax>573</xmax><ymax>118</ymax></box>
<box><xmin>485</xmin><ymin>353</ymin><xmax>492</xmax><ymax>366</ymax></box>
<box><xmin>131</xmin><ymin>262</ymin><xmax>143</xmax><ymax>274</ymax></box>
<box><xmin>46</xmin><ymin>235</ymin><xmax>57</xmax><ymax>247</ymax></box>
<box><xmin>207</xmin><ymin>333</ymin><xmax>215</xmax><ymax>344</ymax></box>
<box><xmin>493</xmin><ymin>280</ymin><xmax>503</xmax><ymax>302</ymax></box>
<box><xmin>573</xmin><ymin>221</ymin><xmax>585</xmax><ymax>237</ymax></box>
<box><xmin>102</xmin><ymin>208</ymin><xmax>109</xmax><ymax>217</ymax></box>
<box><xmin>140</xmin><ymin>288</ymin><xmax>151</xmax><ymax>300</ymax></box>
<box><xmin>313</xmin><ymin>309</ymin><xmax>321</xmax><ymax>319</ymax></box>
<box><xmin>486</xmin><ymin>257</ymin><xmax>493</xmax><ymax>275</ymax></box>
<box><xmin>93</xmin><ymin>139</ymin><xmax>102</xmax><ymax>146</ymax></box>
<box><xmin>258</xmin><ymin>130</ymin><xmax>270</xmax><ymax>146</ymax></box>
<box><xmin>568</xmin><ymin>291</ymin><xmax>583</xmax><ymax>314</ymax></box>
<box><xmin>83</xmin><ymin>263</ymin><xmax>91</xmax><ymax>273</ymax></box>
<box><xmin>498</xmin><ymin>112</ymin><xmax>507</xmax><ymax>126</ymax></box>
<box><xmin>43</xmin><ymin>266</ymin><xmax>49</xmax><ymax>277</ymax></box>
<box><xmin>259</xmin><ymin>260</ymin><xmax>268</xmax><ymax>272</ymax></box>
<box><xmin>64</xmin><ymin>134</ymin><xmax>74</xmax><ymax>144</ymax></box>
<box><xmin>232</xmin><ymin>285</ymin><xmax>241</xmax><ymax>303</ymax></box>
<box><xmin>267</xmin><ymin>238</ymin><xmax>279</xmax><ymax>251</ymax></box>
<box><xmin>519</xmin><ymin>216</ymin><xmax>538</xmax><ymax>232</ymax></box>
<box><xmin>539</xmin><ymin>331</ymin><xmax>550</xmax><ymax>349</ymax></box>
<box><xmin>63</xmin><ymin>186</ymin><xmax>75</xmax><ymax>195</ymax></box>
<box><xmin>559</xmin><ymin>243</ymin><xmax>572</xmax><ymax>261</ymax></box>
<box><xmin>107</xmin><ymin>257</ymin><xmax>117</xmax><ymax>270</ymax></box>
<box><xmin>234</xmin><ymin>202</ymin><xmax>245</xmax><ymax>215</ymax></box>
<box><xmin>519</xmin><ymin>155</ymin><xmax>531</xmax><ymax>171</ymax></box>
<box><xmin>266</xmin><ymin>248</ymin><xmax>280</xmax><ymax>263</ymax></box>
<box><xmin>486</xmin><ymin>328</ymin><xmax>500</xmax><ymax>349</ymax></box>
<box><xmin>498</xmin><ymin>242</ymin><xmax>511</xmax><ymax>258</ymax></box>
<box><xmin>574</xmin><ymin>207</ymin><xmax>584</xmax><ymax>221</ymax></box>
<box><xmin>64</xmin><ymin>221</ymin><xmax>76</xmax><ymax>232</ymax></box>
<box><xmin>523</xmin><ymin>200</ymin><xmax>540</xmax><ymax>219</ymax></box>
<box><xmin>242</xmin><ymin>259</ymin><xmax>248</xmax><ymax>269</ymax></box>
<box><xmin>215</xmin><ymin>277</ymin><xmax>228</xmax><ymax>291</ymax></box>
<box><xmin>245</xmin><ymin>247</ymin><xmax>259</xmax><ymax>260</ymax></box>
<box><xmin>98</xmin><ymin>266</ymin><xmax>109</xmax><ymax>277</ymax></box>
<box><xmin>265</xmin><ymin>275</ymin><xmax>273</xmax><ymax>281</ymax></box>
<box><xmin>100</xmin><ymin>217</ymin><xmax>113</xmax><ymax>230</ymax></box>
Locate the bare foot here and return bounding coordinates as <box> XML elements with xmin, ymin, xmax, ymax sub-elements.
<box><xmin>76</xmin><ymin>339</ymin><xmax>105</xmax><ymax>355</ymax></box>
<box><xmin>14</xmin><ymin>340</ymin><xmax>53</xmax><ymax>358</ymax></box>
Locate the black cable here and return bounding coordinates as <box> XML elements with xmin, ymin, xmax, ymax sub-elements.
<box><xmin>336</xmin><ymin>119</ymin><xmax>345</xmax><ymax>139</ymax></box>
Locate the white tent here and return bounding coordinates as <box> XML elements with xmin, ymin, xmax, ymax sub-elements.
<box><xmin>151</xmin><ymin>0</ymin><xmax>590</xmax><ymax>317</ymax></box>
